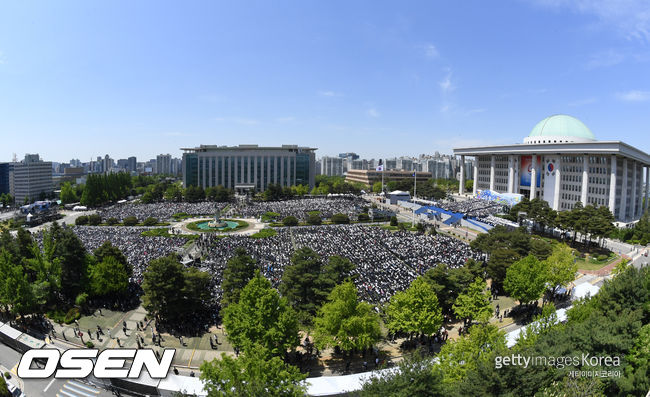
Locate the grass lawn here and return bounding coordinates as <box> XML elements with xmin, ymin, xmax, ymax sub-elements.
<box><xmin>186</xmin><ymin>219</ymin><xmax>249</xmax><ymax>233</ymax></box>
<box><xmin>575</xmin><ymin>252</ymin><xmax>619</xmax><ymax>271</ymax></box>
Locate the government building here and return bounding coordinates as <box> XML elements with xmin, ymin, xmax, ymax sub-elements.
<box><xmin>181</xmin><ymin>144</ymin><xmax>316</xmax><ymax>192</ymax></box>
<box><xmin>453</xmin><ymin>115</ymin><xmax>650</xmax><ymax>224</ymax></box>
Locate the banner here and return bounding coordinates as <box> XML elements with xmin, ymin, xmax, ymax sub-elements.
<box><xmin>520</xmin><ymin>155</ymin><xmax>541</xmax><ymax>188</ymax></box>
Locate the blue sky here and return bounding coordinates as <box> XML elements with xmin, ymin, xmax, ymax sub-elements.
<box><xmin>1</xmin><ymin>0</ymin><xmax>649</xmax><ymax>162</ymax></box>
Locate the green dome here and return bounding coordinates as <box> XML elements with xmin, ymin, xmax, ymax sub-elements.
<box><xmin>528</xmin><ymin>115</ymin><xmax>595</xmax><ymax>140</ymax></box>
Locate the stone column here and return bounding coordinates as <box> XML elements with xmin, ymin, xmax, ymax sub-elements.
<box><xmin>631</xmin><ymin>160</ymin><xmax>637</xmax><ymax>219</ymax></box>
<box><xmin>472</xmin><ymin>161</ymin><xmax>479</xmax><ymax>197</ymax></box>
<box><xmin>581</xmin><ymin>156</ymin><xmax>589</xmax><ymax>206</ymax></box>
<box><xmin>609</xmin><ymin>155</ymin><xmax>617</xmax><ymax>216</ymax></box>
<box><xmin>553</xmin><ymin>157</ymin><xmax>562</xmax><ymax>211</ymax></box>
<box><xmin>530</xmin><ymin>155</ymin><xmax>537</xmax><ymax>200</ymax></box>
<box><xmin>208</xmin><ymin>157</ymin><xmax>213</xmax><ymax>188</ymax></box>
<box><xmin>459</xmin><ymin>155</ymin><xmax>466</xmax><ymax>195</ymax></box>
<box><xmin>489</xmin><ymin>155</ymin><xmax>496</xmax><ymax>191</ymax></box>
<box><xmin>507</xmin><ymin>155</ymin><xmax>514</xmax><ymax>193</ymax></box>
<box><xmin>621</xmin><ymin>159</ymin><xmax>628</xmax><ymax>221</ymax></box>
<box><xmin>643</xmin><ymin>167</ymin><xmax>650</xmax><ymax>211</ymax></box>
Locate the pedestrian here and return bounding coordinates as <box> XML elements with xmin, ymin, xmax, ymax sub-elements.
<box><xmin>363</xmin><ymin>361</ymin><xmax>368</xmax><ymax>371</ymax></box>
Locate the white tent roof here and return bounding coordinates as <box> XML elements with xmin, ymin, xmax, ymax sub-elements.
<box><xmin>158</xmin><ymin>373</ymin><xmax>207</xmax><ymax>397</ymax></box>
<box><xmin>572</xmin><ymin>283</ymin><xmax>600</xmax><ymax>299</ymax></box>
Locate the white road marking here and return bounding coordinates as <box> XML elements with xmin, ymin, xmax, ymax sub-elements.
<box><xmin>43</xmin><ymin>378</ymin><xmax>56</xmax><ymax>392</ymax></box>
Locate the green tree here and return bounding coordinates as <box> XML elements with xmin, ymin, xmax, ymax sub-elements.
<box><xmin>75</xmin><ymin>215</ymin><xmax>89</xmax><ymax>226</ymax></box>
<box><xmin>330</xmin><ymin>213</ymin><xmax>350</xmax><ymax>224</ymax></box>
<box><xmin>87</xmin><ymin>214</ymin><xmax>102</xmax><ymax>225</ymax></box>
<box><xmin>0</xmin><ymin>249</ymin><xmax>36</xmax><ymax>316</ymax></box>
<box><xmin>423</xmin><ymin>263</ymin><xmax>475</xmax><ymax>315</ymax></box>
<box><xmin>223</xmin><ymin>271</ymin><xmax>299</xmax><ymax>356</ymax></box>
<box><xmin>530</xmin><ymin>238</ymin><xmax>552</xmax><ymax>261</ymax></box>
<box><xmin>503</xmin><ymin>255</ymin><xmax>547</xmax><ymax>305</ymax></box>
<box><xmin>437</xmin><ymin>324</ymin><xmax>506</xmax><ymax>385</ymax></box>
<box><xmin>486</xmin><ymin>248</ymin><xmax>521</xmax><ymax>292</ymax></box>
<box><xmin>282</xmin><ymin>216</ymin><xmax>299</xmax><ymax>227</ymax></box>
<box><xmin>200</xmin><ymin>344</ymin><xmax>307</xmax><ymax>397</ymax></box>
<box><xmin>55</xmin><ymin>227</ymin><xmax>90</xmax><ymax>300</ymax></box>
<box><xmin>280</xmin><ymin>247</ymin><xmax>324</xmax><ymax>318</ymax></box>
<box><xmin>372</xmin><ymin>181</ymin><xmax>383</xmax><ymax>193</ymax></box>
<box><xmin>93</xmin><ymin>241</ymin><xmax>131</xmax><ymax>277</ymax></box>
<box><xmin>317</xmin><ymin>255</ymin><xmax>356</xmax><ymax>296</ymax></box>
<box><xmin>142</xmin><ymin>255</ymin><xmax>187</xmax><ymax>323</ymax></box>
<box><xmin>142</xmin><ymin>217</ymin><xmax>158</xmax><ymax>226</ymax></box>
<box><xmin>306</xmin><ymin>213</ymin><xmax>322</xmax><ymax>225</ymax></box>
<box><xmin>60</xmin><ymin>182</ymin><xmax>78</xmax><ymax>204</ymax></box>
<box><xmin>543</xmin><ymin>244</ymin><xmax>577</xmax><ymax>294</ymax></box>
<box><xmin>26</xmin><ymin>245</ymin><xmax>61</xmax><ymax>307</ymax></box>
<box><xmin>221</xmin><ymin>247</ymin><xmax>256</xmax><ymax>307</ymax></box>
<box><xmin>390</xmin><ymin>215</ymin><xmax>398</xmax><ymax>227</ymax></box>
<box><xmin>164</xmin><ymin>184</ymin><xmax>184</xmax><ymax>202</ymax></box>
<box><xmin>385</xmin><ymin>276</ymin><xmax>443</xmax><ymax>337</ymax></box>
<box><xmin>89</xmin><ymin>256</ymin><xmax>129</xmax><ymax>297</ymax></box>
<box><xmin>313</xmin><ymin>281</ymin><xmax>381</xmax><ymax>353</ymax></box>
<box><xmin>358</xmin><ymin>354</ymin><xmax>444</xmax><ymax>397</ymax></box>
<box><xmin>452</xmin><ymin>277</ymin><xmax>492</xmax><ymax>324</ymax></box>
<box><xmin>122</xmin><ymin>216</ymin><xmax>138</xmax><ymax>226</ymax></box>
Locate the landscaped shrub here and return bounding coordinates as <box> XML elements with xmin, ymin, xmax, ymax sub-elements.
<box><xmin>75</xmin><ymin>215</ymin><xmax>89</xmax><ymax>226</ymax></box>
<box><xmin>123</xmin><ymin>216</ymin><xmax>138</xmax><ymax>226</ymax></box>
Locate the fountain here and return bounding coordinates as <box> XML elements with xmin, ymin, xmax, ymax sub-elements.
<box><xmin>194</xmin><ymin>211</ymin><xmax>241</xmax><ymax>231</ymax></box>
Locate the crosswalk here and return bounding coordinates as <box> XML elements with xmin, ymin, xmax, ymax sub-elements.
<box><xmin>56</xmin><ymin>380</ymin><xmax>101</xmax><ymax>397</ymax></box>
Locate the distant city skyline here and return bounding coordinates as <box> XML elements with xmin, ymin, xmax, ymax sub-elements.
<box><xmin>1</xmin><ymin>1</ymin><xmax>650</xmax><ymax>162</ymax></box>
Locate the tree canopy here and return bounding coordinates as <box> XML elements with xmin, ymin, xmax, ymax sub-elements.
<box><xmin>313</xmin><ymin>281</ymin><xmax>381</xmax><ymax>353</ymax></box>
<box><xmin>503</xmin><ymin>255</ymin><xmax>548</xmax><ymax>305</ymax></box>
<box><xmin>222</xmin><ymin>271</ymin><xmax>299</xmax><ymax>356</ymax></box>
<box><xmin>385</xmin><ymin>276</ymin><xmax>443</xmax><ymax>337</ymax></box>
<box><xmin>452</xmin><ymin>277</ymin><xmax>492</xmax><ymax>324</ymax></box>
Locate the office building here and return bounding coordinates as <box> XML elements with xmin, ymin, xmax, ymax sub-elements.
<box><xmin>181</xmin><ymin>144</ymin><xmax>316</xmax><ymax>192</ymax></box>
<box><xmin>453</xmin><ymin>114</ymin><xmax>650</xmax><ymax>223</ymax></box>
<box><xmin>321</xmin><ymin>156</ymin><xmax>344</xmax><ymax>176</ymax></box>
<box><xmin>10</xmin><ymin>154</ymin><xmax>53</xmax><ymax>204</ymax></box>
<box><xmin>156</xmin><ymin>154</ymin><xmax>172</xmax><ymax>175</ymax></box>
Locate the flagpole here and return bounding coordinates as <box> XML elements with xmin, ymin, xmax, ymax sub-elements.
<box><xmin>412</xmin><ymin>170</ymin><xmax>416</xmax><ymax>227</ymax></box>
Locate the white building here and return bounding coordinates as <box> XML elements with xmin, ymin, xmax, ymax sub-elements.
<box><xmin>453</xmin><ymin>115</ymin><xmax>650</xmax><ymax>223</ymax></box>
<box><xmin>182</xmin><ymin>144</ymin><xmax>316</xmax><ymax>192</ymax></box>
<box><xmin>10</xmin><ymin>154</ymin><xmax>53</xmax><ymax>204</ymax></box>
<box><xmin>321</xmin><ymin>156</ymin><xmax>344</xmax><ymax>176</ymax></box>
<box><xmin>156</xmin><ymin>154</ymin><xmax>172</xmax><ymax>175</ymax></box>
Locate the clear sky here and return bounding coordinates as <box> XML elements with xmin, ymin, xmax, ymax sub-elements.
<box><xmin>1</xmin><ymin>0</ymin><xmax>649</xmax><ymax>162</ymax></box>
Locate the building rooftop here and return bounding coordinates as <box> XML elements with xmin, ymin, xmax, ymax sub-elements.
<box><xmin>181</xmin><ymin>144</ymin><xmax>317</xmax><ymax>152</ymax></box>
<box><xmin>528</xmin><ymin>114</ymin><xmax>595</xmax><ymax>141</ymax></box>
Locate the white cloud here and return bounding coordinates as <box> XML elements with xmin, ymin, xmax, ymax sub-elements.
<box><xmin>465</xmin><ymin>108</ymin><xmax>487</xmax><ymax>115</ymax></box>
<box><xmin>568</xmin><ymin>96</ymin><xmax>598</xmax><ymax>106</ymax></box>
<box><xmin>423</xmin><ymin>44</ymin><xmax>439</xmax><ymax>58</ymax></box>
<box><xmin>534</xmin><ymin>0</ymin><xmax>650</xmax><ymax>41</ymax></box>
<box><xmin>586</xmin><ymin>49</ymin><xmax>625</xmax><ymax>69</ymax></box>
<box><xmin>214</xmin><ymin>117</ymin><xmax>260</xmax><ymax>124</ymax></box>
<box><xmin>367</xmin><ymin>108</ymin><xmax>380</xmax><ymax>117</ymax></box>
<box><xmin>439</xmin><ymin>71</ymin><xmax>455</xmax><ymax>94</ymax></box>
<box><xmin>318</xmin><ymin>90</ymin><xmax>343</xmax><ymax>97</ymax></box>
<box><xmin>232</xmin><ymin>118</ymin><xmax>259</xmax><ymax>125</ymax></box>
<box><xmin>276</xmin><ymin>117</ymin><xmax>296</xmax><ymax>122</ymax></box>
<box><xmin>616</xmin><ymin>90</ymin><xmax>650</xmax><ymax>101</ymax></box>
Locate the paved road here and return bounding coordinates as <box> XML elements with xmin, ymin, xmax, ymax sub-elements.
<box><xmin>0</xmin><ymin>343</ymin><xmax>113</xmax><ymax>397</ymax></box>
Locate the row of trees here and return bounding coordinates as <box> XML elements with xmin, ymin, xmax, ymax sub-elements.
<box><xmin>0</xmin><ymin>193</ymin><xmax>14</xmax><ymax>207</ymax></box>
<box><xmin>80</xmin><ymin>173</ymin><xmax>133</xmax><ymax>207</ymax></box>
<box><xmin>0</xmin><ymin>223</ymin><xmax>132</xmax><ymax>318</ymax></box>
<box><xmin>509</xmin><ymin>198</ymin><xmax>616</xmax><ymax>247</ymax></box>
<box><xmin>356</xmin><ymin>265</ymin><xmax>650</xmax><ymax>396</ymax></box>
<box><xmin>611</xmin><ymin>211</ymin><xmax>650</xmax><ymax>245</ymax></box>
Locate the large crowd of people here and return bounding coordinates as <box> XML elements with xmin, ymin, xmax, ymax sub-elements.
<box><xmin>231</xmin><ymin>197</ymin><xmax>367</xmax><ymax>221</ymax></box>
<box><xmin>69</xmin><ymin>225</ymin><xmax>187</xmax><ymax>283</ymax></box>
<box><xmin>197</xmin><ymin>224</ymin><xmax>483</xmax><ymax>304</ymax></box>
<box><xmin>97</xmin><ymin>202</ymin><xmax>228</xmax><ymax>221</ymax></box>
<box><xmin>32</xmin><ymin>199</ymin><xmax>484</xmax><ymax>310</ymax></box>
<box><xmin>435</xmin><ymin>198</ymin><xmax>505</xmax><ymax>218</ymax></box>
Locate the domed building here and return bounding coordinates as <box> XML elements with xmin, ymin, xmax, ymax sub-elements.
<box><xmin>453</xmin><ymin>115</ymin><xmax>650</xmax><ymax>224</ymax></box>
